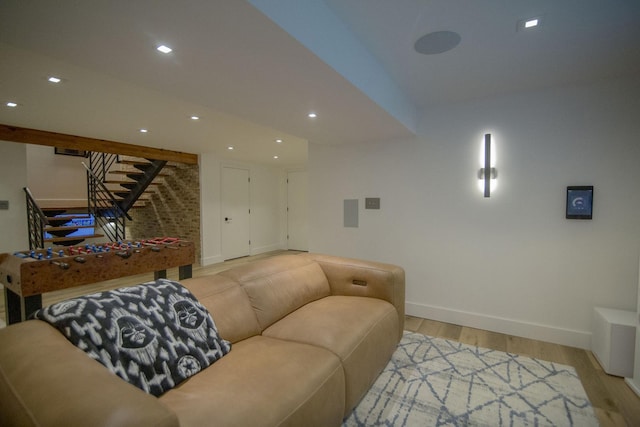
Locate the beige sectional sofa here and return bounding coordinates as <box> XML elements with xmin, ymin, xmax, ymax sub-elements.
<box><xmin>0</xmin><ymin>253</ymin><xmax>405</xmax><ymax>427</ymax></box>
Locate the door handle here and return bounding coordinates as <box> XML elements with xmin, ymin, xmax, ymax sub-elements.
<box><xmin>225</xmin><ymin>217</ymin><xmax>232</xmax><ymax>222</ymax></box>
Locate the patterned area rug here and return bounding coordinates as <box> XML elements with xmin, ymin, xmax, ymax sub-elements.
<box><xmin>344</xmin><ymin>331</ymin><xmax>599</xmax><ymax>426</ymax></box>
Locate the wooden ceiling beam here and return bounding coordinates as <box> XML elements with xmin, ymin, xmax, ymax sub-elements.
<box><xmin>0</xmin><ymin>124</ymin><xmax>198</xmax><ymax>165</ymax></box>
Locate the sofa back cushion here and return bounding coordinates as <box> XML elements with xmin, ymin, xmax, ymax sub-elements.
<box><xmin>181</xmin><ymin>275</ymin><xmax>261</xmax><ymax>344</ymax></box>
<box><xmin>220</xmin><ymin>255</ymin><xmax>331</xmax><ymax>330</ymax></box>
<box><xmin>31</xmin><ymin>279</ymin><xmax>231</xmax><ymax>397</ymax></box>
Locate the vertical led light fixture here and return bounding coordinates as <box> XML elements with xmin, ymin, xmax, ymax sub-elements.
<box><xmin>478</xmin><ymin>133</ymin><xmax>497</xmax><ymax>197</ymax></box>
<box><xmin>483</xmin><ymin>134</ymin><xmax>491</xmax><ymax>197</ymax></box>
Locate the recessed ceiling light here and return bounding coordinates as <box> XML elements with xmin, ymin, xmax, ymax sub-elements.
<box><xmin>275</xmin><ymin>139</ymin><xmax>283</xmax><ymax>143</ymax></box>
<box><xmin>157</xmin><ymin>45</ymin><xmax>173</xmax><ymax>54</ymax></box>
<box><xmin>140</xmin><ymin>129</ymin><xmax>148</xmax><ymax>133</ymax></box>
<box><xmin>48</xmin><ymin>76</ymin><xmax>62</xmax><ymax>83</ymax></box>
<box><xmin>273</xmin><ymin>155</ymin><xmax>279</xmax><ymax>159</ymax></box>
<box><xmin>190</xmin><ymin>116</ymin><xmax>200</xmax><ymax>120</ymax></box>
<box><xmin>517</xmin><ymin>16</ymin><xmax>543</xmax><ymax>32</ymax></box>
<box><xmin>227</xmin><ymin>146</ymin><xmax>234</xmax><ymax>150</ymax></box>
<box><xmin>308</xmin><ymin>112</ymin><xmax>317</xmax><ymax>119</ymax></box>
<box><xmin>6</xmin><ymin>102</ymin><xmax>18</xmax><ymax>108</ymax></box>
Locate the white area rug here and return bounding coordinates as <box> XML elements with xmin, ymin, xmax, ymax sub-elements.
<box><xmin>343</xmin><ymin>331</ymin><xmax>598</xmax><ymax>426</ymax></box>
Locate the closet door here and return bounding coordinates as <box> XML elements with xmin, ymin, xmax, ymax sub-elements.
<box><xmin>287</xmin><ymin>170</ymin><xmax>308</xmax><ymax>251</ymax></box>
<box><xmin>221</xmin><ymin>167</ymin><xmax>250</xmax><ymax>260</ymax></box>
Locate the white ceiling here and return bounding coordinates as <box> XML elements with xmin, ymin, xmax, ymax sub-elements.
<box><xmin>1</xmin><ymin>1</ymin><xmax>639</xmax><ymax>167</ymax></box>
<box><xmin>324</xmin><ymin>0</ymin><xmax>640</xmax><ymax>109</ymax></box>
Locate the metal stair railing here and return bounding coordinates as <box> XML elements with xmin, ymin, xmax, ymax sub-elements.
<box><xmin>88</xmin><ymin>152</ymin><xmax>119</xmax><ymax>182</ymax></box>
<box><xmin>83</xmin><ymin>162</ymin><xmax>130</xmax><ymax>242</ymax></box>
<box><xmin>23</xmin><ymin>187</ymin><xmax>48</xmax><ymax>250</ymax></box>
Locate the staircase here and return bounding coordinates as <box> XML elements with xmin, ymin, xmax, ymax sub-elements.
<box><xmin>42</xmin><ymin>207</ymin><xmax>103</xmax><ymax>246</ymax></box>
<box><xmin>101</xmin><ymin>157</ymin><xmax>169</xmax><ymax>212</ymax></box>
<box><xmin>24</xmin><ymin>189</ymin><xmax>104</xmax><ymax>249</ymax></box>
<box><xmin>25</xmin><ymin>153</ymin><xmax>171</xmax><ymax>249</ymax></box>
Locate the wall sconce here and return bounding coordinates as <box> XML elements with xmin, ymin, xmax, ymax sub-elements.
<box><xmin>477</xmin><ymin>133</ymin><xmax>497</xmax><ymax>197</ymax></box>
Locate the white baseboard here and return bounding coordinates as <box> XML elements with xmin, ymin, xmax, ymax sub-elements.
<box><xmin>406</xmin><ymin>301</ymin><xmax>592</xmax><ymax>350</ymax></box>
<box><xmin>200</xmin><ymin>255</ymin><xmax>224</xmax><ymax>266</ymax></box>
<box><xmin>251</xmin><ymin>242</ymin><xmax>286</xmax><ymax>256</ymax></box>
<box><xmin>625</xmin><ymin>378</ymin><xmax>640</xmax><ymax>398</ymax></box>
<box><xmin>201</xmin><ymin>243</ymin><xmax>285</xmax><ymax>266</ymax></box>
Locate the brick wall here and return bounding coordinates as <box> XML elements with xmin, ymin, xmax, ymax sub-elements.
<box><xmin>128</xmin><ymin>163</ymin><xmax>201</xmax><ymax>264</ymax></box>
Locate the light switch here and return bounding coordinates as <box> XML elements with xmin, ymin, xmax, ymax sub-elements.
<box><xmin>365</xmin><ymin>198</ymin><xmax>380</xmax><ymax>209</ymax></box>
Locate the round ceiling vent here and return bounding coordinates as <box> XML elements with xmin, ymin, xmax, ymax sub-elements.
<box><xmin>414</xmin><ymin>31</ymin><xmax>461</xmax><ymax>55</ymax></box>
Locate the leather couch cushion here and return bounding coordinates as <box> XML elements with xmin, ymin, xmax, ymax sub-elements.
<box><xmin>262</xmin><ymin>296</ymin><xmax>400</xmax><ymax>414</ymax></box>
<box><xmin>160</xmin><ymin>336</ymin><xmax>345</xmax><ymax>427</ymax></box>
<box><xmin>303</xmin><ymin>253</ymin><xmax>406</xmax><ymax>338</ymax></box>
<box><xmin>0</xmin><ymin>320</ymin><xmax>178</xmax><ymax>427</ymax></box>
<box><xmin>220</xmin><ymin>255</ymin><xmax>331</xmax><ymax>330</ymax></box>
<box><xmin>181</xmin><ymin>275</ymin><xmax>260</xmax><ymax>343</ymax></box>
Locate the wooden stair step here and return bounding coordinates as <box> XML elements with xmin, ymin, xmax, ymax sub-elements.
<box><xmin>119</xmin><ymin>159</ymin><xmax>177</xmax><ymax>169</ymax></box>
<box><xmin>116</xmin><ymin>184</ymin><xmax>159</xmax><ymax>192</ymax></box>
<box><xmin>97</xmin><ymin>196</ymin><xmax>150</xmax><ymax>202</ymax></box>
<box><xmin>104</xmin><ymin>180</ymin><xmax>160</xmax><ymax>185</ymax></box>
<box><xmin>118</xmin><ymin>159</ymin><xmax>150</xmax><ymax>166</ymax></box>
<box><xmin>41</xmin><ymin>208</ymin><xmax>89</xmax><ymax>216</ymax></box>
<box><xmin>46</xmin><ymin>218</ymin><xmax>91</xmax><ymax>228</ymax></box>
<box><xmin>109</xmin><ymin>170</ymin><xmax>169</xmax><ymax>177</ymax></box>
<box><xmin>46</xmin><ymin>225</ymin><xmax>95</xmax><ymax>231</ymax></box>
<box><xmin>44</xmin><ymin>214</ymin><xmax>91</xmax><ymax>221</ymax></box>
<box><xmin>114</xmin><ymin>191</ymin><xmax>155</xmax><ymax>199</ymax></box>
<box><xmin>40</xmin><ymin>204</ymin><xmax>88</xmax><ymax>210</ymax></box>
<box><xmin>45</xmin><ymin>225</ymin><xmax>95</xmax><ymax>238</ymax></box>
<box><xmin>45</xmin><ymin>234</ymin><xmax>104</xmax><ymax>243</ymax></box>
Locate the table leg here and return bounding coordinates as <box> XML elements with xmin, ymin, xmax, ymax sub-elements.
<box><xmin>4</xmin><ymin>288</ymin><xmax>42</xmax><ymax>325</ymax></box>
<box><xmin>179</xmin><ymin>264</ymin><xmax>192</xmax><ymax>280</ymax></box>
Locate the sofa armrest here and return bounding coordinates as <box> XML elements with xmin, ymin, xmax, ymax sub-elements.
<box><xmin>301</xmin><ymin>253</ymin><xmax>405</xmax><ymax>336</ymax></box>
<box><xmin>0</xmin><ymin>320</ymin><xmax>179</xmax><ymax>427</ymax></box>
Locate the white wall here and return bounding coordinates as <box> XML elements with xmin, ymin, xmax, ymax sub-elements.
<box><xmin>200</xmin><ymin>154</ymin><xmax>287</xmax><ymax>265</ymax></box>
<box><xmin>0</xmin><ymin>141</ymin><xmax>28</xmax><ymax>253</ymax></box>
<box><xmin>26</xmin><ymin>145</ymin><xmax>87</xmax><ymax>204</ymax></box>
<box><xmin>309</xmin><ymin>78</ymin><xmax>640</xmax><ymax>349</ymax></box>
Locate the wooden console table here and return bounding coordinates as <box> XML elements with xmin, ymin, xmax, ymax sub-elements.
<box><xmin>0</xmin><ymin>238</ymin><xmax>195</xmax><ymax>325</ymax></box>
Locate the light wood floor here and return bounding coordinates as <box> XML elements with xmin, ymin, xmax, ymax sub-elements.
<box><xmin>405</xmin><ymin>316</ymin><xmax>640</xmax><ymax>426</ymax></box>
<box><xmin>2</xmin><ymin>250</ymin><xmax>639</xmax><ymax>425</ymax></box>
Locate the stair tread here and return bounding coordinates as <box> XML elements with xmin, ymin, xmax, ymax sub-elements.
<box><xmin>46</xmin><ymin>224</ymin><xmax>95</xmax><ymax>231</ymax></box>
<box><xmin>45</xmin><ymin>214</ymin><xmax>91</xmax><ymax>220</ymax></box>
<box><xmin>118</xmin><ymin>159</ymin><xmax>178</xmax><ymax>168</ymax></box>
<box><xmin>118</xmin><ymin>160</ymin><xmax>151</xmax><ymax>166</ymax></box>
<box><xmin>41</xmin><ymin>205</ymin><xmax>88</xmax><ymax>211</ymax></box>
<box><xmin>104</xmin><ymin>180</ymin><xmax>160</xmax><ymax>185</ymax></box>
<box><xmin>96</xmin><ymin>197</ymin><xmax>150</xmax><ymax>202</ymax></box>
<box><xmin>45</xmin><ymin>234</ymin><xmax>104</xmax><ymax>243</ymax></box>
<box><xmin>109</xmin><ymin>170</ymin><xmax>169</xmax><ymax>177</ymax></box>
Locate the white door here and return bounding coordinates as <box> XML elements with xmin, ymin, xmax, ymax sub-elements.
<box><xmin>287</xmin><ymin>170</ymin><xmax>308</xmax><ymax>251</ymax></box>
<box><xmin>221</xmin><ymin>167</ymin><xmax>250</xmax><ymax>260</ymax></box>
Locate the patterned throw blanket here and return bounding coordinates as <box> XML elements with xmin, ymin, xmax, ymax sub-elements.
<box><xmin>32</xmin><ymin>279</ymin><xmax>231</xmax><ymax>396</ymax></box>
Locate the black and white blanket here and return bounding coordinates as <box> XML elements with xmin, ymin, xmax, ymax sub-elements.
<box><xmin>32</xmin><ymin>279</ymin><xmax>231</xmax><ymax>396</ymax></box>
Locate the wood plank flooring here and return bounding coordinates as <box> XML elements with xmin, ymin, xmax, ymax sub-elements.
<box><xmin>406</xmin><ymin>316</ymin><xmax>640</xmax><ymax>426</ymax></box>
<box><xmin>1</xmin><ymin>250</ymin><xmax>639</xmax><ymax>425</ymax></box>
